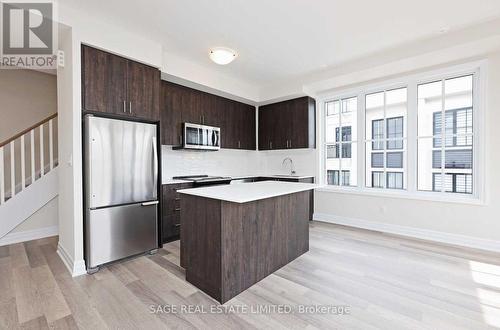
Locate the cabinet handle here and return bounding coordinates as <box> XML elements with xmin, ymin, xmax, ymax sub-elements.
<box><xmin>202</xmin><ymin>115</ymin><xmax>205</xmax><ymax>124</ymax></box>
<box><xmin>173</xmin><ymin>224</ymin><xmax>181</xmax><ymax>228</ymax></box>
<box><xmin>174</xmin><ymin>207</ymin><xmax>181</xmax><ymax>212</ymax></box>
<box><xmin>123</xmin><ymin>101</ymin><xmax>126</xmax><ymax>113</ymax></box>
<box><xmin>238</xmin><ymin>141</ymin><xmax>241</xmax><ymax>148</ymax></box>
<box><xmin>174</xmin><ymin>198</ymin><xmax>180</xmax><ymax>201</ymax></box>
<box><xmin>129</xmin><ymin>101</ymin><xmax>132</xmax><ymax>114</ymax></box>
<box><xmin>270</xmin><ymin>141</ymin><xmax>272</xmax><ymax>149</ymax></box>
<box><xmin>289</xmin><ymin>140</ymin><xmax>292</xmax><ymax>148</ymax></box>
<box><xmin>179</xmin><ymin>135</ymin><xmax>182</xmax><ymax>145</ymax></box>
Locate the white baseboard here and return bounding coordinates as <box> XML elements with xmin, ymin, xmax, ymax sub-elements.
<box><xmin>313</xmin><ymin>213</ymin><xmax>500</xmax><ymax>253</ymax></box>
<box><xmin>0</xmin><ymin>225</ymin><xmax>58</xmax><ymax>247</ymax></box>
<box><xmin>57</xmin><ymin>243</ymin><xmax>87</xmax><ymax>277</ymax></box>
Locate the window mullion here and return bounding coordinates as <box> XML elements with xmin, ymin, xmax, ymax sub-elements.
<box><xmin>339</xmin><ymin>99</ymin><xmax>343</xmax><ymax>186</ymax></box>
<box><xmin>383</xmin><ymin>90</ymin><xmax>387</xmax><ymax>189</ymax></box>
<box><xmin>440</xmin><ymin>79</ymin><xmax>446</xmax><ymax>193</ymax></box>
<box><xmin>358</xmin><ymin>94</ymin><xmax>365</xmax><ymax>189</ymax></box>
<box><xmin>407</xmin><ymin>82</ymin><xmax>417</xmax><ymax>193</ymax></box>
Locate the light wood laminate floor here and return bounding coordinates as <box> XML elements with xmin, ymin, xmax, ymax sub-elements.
<box><xmin>1</xmin><ymin>221</ymin><xmax>500</xmax><ymax>329</ymax></box>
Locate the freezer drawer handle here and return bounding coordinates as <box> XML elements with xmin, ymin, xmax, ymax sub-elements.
<box><xmin>141</xmin><ymin>201</ymin><xmax>159</xmax><ymax>206</ymax></box>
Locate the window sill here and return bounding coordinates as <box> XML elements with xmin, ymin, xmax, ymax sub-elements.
<box><xmin>315</xmin><ymin>186</ymin><xmax>485</xmax><ymax>206</ymax></box>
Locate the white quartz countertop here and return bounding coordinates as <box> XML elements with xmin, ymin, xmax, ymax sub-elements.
<box><xmin>231</xmin><ymin>175</ymin><xmax>314</xmax><ymax>180</ymax></box>
<box><xmin>177</xmin><ymin>181</ymin><xmax>319</xmax><ymax>203</ymax></box>
<box><xmin>162</xmin><ymin>179</ymin><xmax>191</xmax><ymax>185</ymax></box>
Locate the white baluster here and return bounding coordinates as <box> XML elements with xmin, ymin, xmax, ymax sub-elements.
<box><xmin>30</xmin><ymin>130</ymin><xmax>35</xmax><ymax>184</ymax></box>
<box><xmin>10</xmin><ymin>141</ymin><xmax>15</xmax><ymax>198</ymax></box>
<box><xmin>40</xmin><ymin>124</ymin><xmax>44</xmax><ymax>177</ymax></box>
<box><xmin>21</xmin><ymin>135</ymin><xmax>25</xmax><ymax>190</ymax></box>
<box><xmin>0</xmin><ymin>147</ymin><xmax>4</xmax><ymax>204</ymax></box>
<box><xmin>49</xmin><ymin>119</ymin><xmax>53</xmax><ymax>171</ymax></box>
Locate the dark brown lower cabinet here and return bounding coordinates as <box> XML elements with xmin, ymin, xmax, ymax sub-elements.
<box><xmin>161</xmin><ymin>182</ymin><xmax>193</xmax><ymax>243</ymax></box>
<box><xmin>255</xmin><ymin>176</ymin><xmax>314</xmax><ymax>220</ymax></box>
<box><xmin>180</xmin><ymin>190</ymin><xmax>311</xmax><ymax>303</ymax></box>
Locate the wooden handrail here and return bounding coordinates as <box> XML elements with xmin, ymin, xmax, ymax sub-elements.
<box><xmin>0</xmin><ymin>113</ymin><xmax>57</xmax><ymax>148</ymax></box>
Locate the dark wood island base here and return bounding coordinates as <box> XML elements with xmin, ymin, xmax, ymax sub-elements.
<box><xmin>180</xmin><ymin>190</ymin><xmax>311</xmax><ymax>303</ymax></box>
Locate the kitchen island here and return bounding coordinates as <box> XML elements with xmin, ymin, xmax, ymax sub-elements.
<box><xmin>178</xmin><ymin>181</ymin><xmax>317</xmax><ymax>303</ymax></box>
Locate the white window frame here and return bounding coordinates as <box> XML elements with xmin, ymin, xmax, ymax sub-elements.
<box><xmin>317</xmin><ymin>60</ymin><xmax>486</xmax><ymax>205</ymax></box>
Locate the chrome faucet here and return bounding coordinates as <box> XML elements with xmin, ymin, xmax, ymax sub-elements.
<box><xmin>282</xmin><ymin>157</ymin><xmax>296</xmax><ymax>176</ymax></box>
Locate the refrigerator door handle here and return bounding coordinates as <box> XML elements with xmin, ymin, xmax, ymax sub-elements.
<box><xmin>152</xmin><ymin>137</ymin><xmax>158</xmax><ymax>196</ymax></box>
<box><xmin>141</xmin><ymin>201</ymin><xmax>159</xmax><ymax>206</ymax></box>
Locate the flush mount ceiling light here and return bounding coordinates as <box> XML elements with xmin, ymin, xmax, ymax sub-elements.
<box><xmin>209</xmin><ymin>47</ymin><xmax>237</xmax><ymax>65</ymax></box>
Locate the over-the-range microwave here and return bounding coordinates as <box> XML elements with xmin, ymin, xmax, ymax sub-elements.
<box><xmin>179</xmin><ymin>122</ymin><xmax>220</xmax><ymax>150</ymax></box>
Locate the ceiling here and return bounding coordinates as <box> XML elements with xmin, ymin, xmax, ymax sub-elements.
<box><xmin>66</xmin><ymin>0</ymin><xmax>500</xmax><ymax>87</ymax></box>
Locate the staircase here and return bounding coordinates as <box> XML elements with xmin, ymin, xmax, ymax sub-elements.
<box><xmin>0</xmin><ymin>114</ymin><xmax>58</xmax><ymax>239</ymax></box>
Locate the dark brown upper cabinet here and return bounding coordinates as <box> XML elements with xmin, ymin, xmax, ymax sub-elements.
<box><xmin>82</xmin><ymin>45</ymin><xmax>160</xmax><ymax>122</ymax></box>
<box><xmin>258</xmin><ymin>96</ymin><xmax>316</xmax><ymax>150</ymax></box>
<box><xmin>160</xmin><ymin>81</ymin><xmax>256</xmax><ymax>150</ymax></box>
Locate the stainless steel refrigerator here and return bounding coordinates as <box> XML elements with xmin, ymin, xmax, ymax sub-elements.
<box><xmin>84</xmin><ymin>115</ymin><xmax>159</xmax><ymax>273</ymax></box>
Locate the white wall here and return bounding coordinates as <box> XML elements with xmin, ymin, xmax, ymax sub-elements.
<box><xmin>11</xmin><ymin>197</ymin><xmax>58</xmax><ymax>233</ymax></box>
<box><xmin>55</xmin><ymin>0</ymin><xmax>167</xmax><ymax>275</ymax></box>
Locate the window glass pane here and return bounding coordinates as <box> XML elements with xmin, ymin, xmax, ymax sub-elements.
<box><xmin>327</xmin><ymin>170</ymin><xmax>339</xmax><ymax>186</ymax></box>
<box><xmin>366</xmin><ymin>92</ymin><xmax>384</xmax><ymax>144</ymax></box>
<box><xmin>336</xmin><ymin>126</ymin><xmax>352</xmax><ymax>142</ymax></box>
<box><xmin>371</xmin><ymin>172</ymin><xmax>384</xmax><ymax>188</ymax></box>
<box><xmin>342</xmin><ymin>170</ymin><xmax>350</xmax><ymax>186</ymax></box>
<box><xmin>326</xmin><ymin>143</ymin><xmax>340</xmax><ymax>186</ymax></box>
<box><xmin>325</xmin><ymin>101</ymin><xmax>340</xmax><ymax>142</ymax></box>
<box><xmin>433</xmin><ymin>149</ymin><xmax>472</xmax><ymax>169</ymax></box>
<box><xmin>341</xmin><ymin>97</ymin><xmax>357</xmax><ymax>142</ymax></box>
<box><xmin>386</xmin><ymin>152</ymin><xmax>403</xmax><ymax>168</ymax></box>
<box><xmin>342</xmin><ymin>97</ymin><xmax>356</xmax><ymax>113</ymax></box>
<box><xmin>326</xmin><ymin>100</ymin><xmax>340</xmax><ymax>116</ymax></box>
<box><xmin>386</xmin><ymin>88</ymin><xmax>407</xmax><ymax>135</ymax></box>
<box><xmin>342</xmin><ymin>143</ymin><xmax>357</xmax><ymax>186</ymax></box>
<box><xmin>417</xmin><ymin>137</ymin><xmax>435</xmax><ymax>191</ymax></box>
<box><xmin>418</xmin><ymin>81</ymin><xmax>442</xmax><ymax>137</ymax></box>
<box><xmin>371</xmin><ymin>119</ymin><xmax>384</xmax><ymax>150</ymax></box>
<box><xmin>445</xmin><ymin>75</ymin><xmax>472</xmax><ymax>111</ymax></box>
<box><xmin>371</xmin><ymin>153</ymin><xmax>384</xmax><ymax>168</ymax></box>
<box><xmin>326</xmin><ymin>144</ymin><xmax>338</xmax><ymax>159</ymax></box>
<box><xmin>387</xmin><ymin>172</ymin><xmax>403</xmax><ymax>189</ymax></box>
<box><xmin>446</xmin><ymin>149</ymin><xmax>472</xmax><ymax>169</ymax></box>
<box><xmin>366</xmin><ymin>92</ymin><xmax>384</xmax><ymax>109</ymax></box>
<box><xmin>325</xmin><ymin>143</ymin><xmax>357</xmax><ymax>186</ymax></box>
<box><xmin>325</xmin><ymin>97</ymin><xmax>358</xmax><ymax>187</ymax></box>
<box><xmin>418</xmin><ymin>75</ymin><xmax>474</xmax><ymax>195</ymax></box>
<box><xmin>433</xmin><ymin>173</ymin><xmax>472</xmax><ymax>194</ymax></box>
<box><xmin>433</xmin><ymin>112</ymin><xmax>442</xmax><ymax>147</ymax></box>
<box><xmin>387</xmin><ymin>116</ymin><xmax>403</xmax><ymax>149</ymax></box>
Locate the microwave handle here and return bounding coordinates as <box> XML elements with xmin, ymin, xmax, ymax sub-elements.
<box><xmin>212</xmin><ymin>130</ymin><xmax>217</xmax><ymax>146</ymax></box>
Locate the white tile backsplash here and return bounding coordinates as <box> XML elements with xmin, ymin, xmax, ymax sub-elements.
<box><xmin>260</xmin><ymin>149</ymin><xmax>318</xmax><ymax>177</ymax></box>
<box><xmin>161</xmin><ymin>146</ymin><xmax>263</xmax><ymax>179</ymax></box>
<box><xmin>162</xmin><ymin>145</ymin><xmax>318</xmax><ymax>180</ymax></box>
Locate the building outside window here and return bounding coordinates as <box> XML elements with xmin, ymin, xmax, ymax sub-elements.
<box><xmin>417</xmin><ymin>75</ymin><xmax>473</xmax><ymax>194</ymax></box>
<box><xmin>365</xmin><ymin>88</ymin><xmax>407</xmax><ymax>189</ymax></box>
<box><xmin>325</xmin><ymin>97</ymin><xmax>357</xmax><ymax>186</ymax></box>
